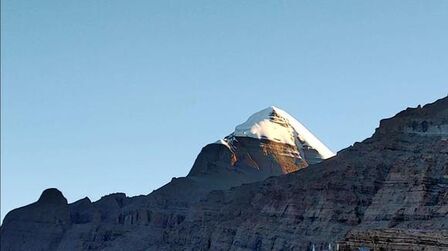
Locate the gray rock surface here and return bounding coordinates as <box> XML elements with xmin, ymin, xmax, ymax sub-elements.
<box><xmin>1</xmin><ymin>188</ymin><xmax>70</xmax><ymax>251</ymax></box>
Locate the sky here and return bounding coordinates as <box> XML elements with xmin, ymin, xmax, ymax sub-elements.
<box><xmin>1</xmin><ymin>0</ymin><xmax>447</xmax><ymax>221</ymax></box>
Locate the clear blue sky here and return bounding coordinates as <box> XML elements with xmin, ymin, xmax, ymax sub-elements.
<box><xmin>1</xmin><ymin>0</ymin><xmax>447</xmax><ymax>221</ymax></box>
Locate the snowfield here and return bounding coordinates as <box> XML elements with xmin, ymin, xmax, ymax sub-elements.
<box><xmin>216</xmin><ymin>106</ymin><xmax>335</xmax><ymax>160</ymax></box>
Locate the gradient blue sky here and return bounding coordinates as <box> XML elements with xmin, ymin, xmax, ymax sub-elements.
<box><xmin>1</xmin><ymin>1</ymin><xmax>447</xmax><ymax>221</ymax></box>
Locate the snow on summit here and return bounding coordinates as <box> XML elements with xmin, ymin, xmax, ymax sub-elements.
<box><xmin>219</xmin><ymin>106</ymin><xmax>335</xmax><ymax>160</ymax></box>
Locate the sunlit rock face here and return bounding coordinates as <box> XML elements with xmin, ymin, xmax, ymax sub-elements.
<box><xmin>225</xmin><ymin>106</ymin><xmax>334</xmax><ymax>164</ymax></box>
<box><xmin>188</xmin><ymin>106</ymin><xmax>334</xmax><ymax>188</ymax></box>
<box><xmin>187</xmin><ymin>137</ymin><xmax>308</xmax><ymax>187</ymax></box>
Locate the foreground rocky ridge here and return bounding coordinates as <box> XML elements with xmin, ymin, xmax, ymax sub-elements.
<box><xmin>1</xmin><ymin>97</ymin><xmax>448</xmax><ymax>250</ymax></box>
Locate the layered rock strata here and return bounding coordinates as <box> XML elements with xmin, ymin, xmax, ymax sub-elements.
<box><xmin>2</xmin><ymin>98</ymin><xmax>447</xmax><ymax>250</ymax></box>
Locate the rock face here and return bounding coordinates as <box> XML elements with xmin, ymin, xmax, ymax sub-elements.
<box><xmin>338</xmin><ymin>229</ymin><xmax>448</xmax><ymax>250</ymax></box>
<box><xmin>1</xmin><ymin>188</ymin><xmax>70</xmax><ymax>251</ymax></box>
<box><xmin>1</xmin><ymin>98</ymin><xmax>448</xmax><ymax>250</ymax></box>
<box><xmin>187</xmin><ymin>137</ymin><xmax>308</xmax><ymax>189</ymax></box>
<box><xmin>187</xmin><ymin>106</ymin><xmax>334</xmax><ymax>189</ymax></box>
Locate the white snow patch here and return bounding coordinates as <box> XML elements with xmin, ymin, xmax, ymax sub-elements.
<box><xmin>214</xmin><ymin>139</ymin><xmax>231</xmax><ymax>149</ymax></box>
<box><xmin>232</xmin><ymin>106</ymin><xmax>335</xmax><ymax>159</ymax></box>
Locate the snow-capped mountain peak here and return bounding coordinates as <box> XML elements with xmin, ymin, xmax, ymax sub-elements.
<box><xmin>219</xmin><ymin>106</ymin><xmax>335</xmax><ymax>161</ymax></box>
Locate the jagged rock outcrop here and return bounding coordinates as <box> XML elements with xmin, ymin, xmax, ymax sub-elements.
<box><xmin>1</xmin><ymin>97</ymin><xmax>448</xmax><ymax>250</ymax></box>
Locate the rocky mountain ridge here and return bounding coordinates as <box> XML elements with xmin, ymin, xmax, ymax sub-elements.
<box><xmin>1</xmin><ymin>97</ymin><xmax>448</xmax><ymax>250</ymax></box>
<box><xmin>1</xmin><ymin>106</ymin><xmax>333</xmax><ymax>250</ymax></box>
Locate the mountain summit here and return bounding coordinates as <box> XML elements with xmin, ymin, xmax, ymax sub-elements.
<box><xmin>220</xmin><ymin>106</ymin><xmax>334</xmax><ymax>162</ymax></box>
<box><xmin>188</xmin><ymin>106</ymin><xmax>334</xmax><ymax>186</ymax></box>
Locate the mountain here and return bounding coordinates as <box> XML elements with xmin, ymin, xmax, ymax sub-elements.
<box><xmin>0</xmin><ymin>106</ymin><xmax>333</xmax><ymax>251</ymax></box>
<box><xmin>187</xmin><ymin>106</ymin><xmax>334</xmax><ymax>189</ymax></box>
<box><xmin>172</xmin><ymin>97</ymin><xmax>448</xmax><ymax>250</ymax></box>
<box><xmin>1</xmin><ymin>97</ymin><xmax>448</xmax><ymax>250</ymax></box>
